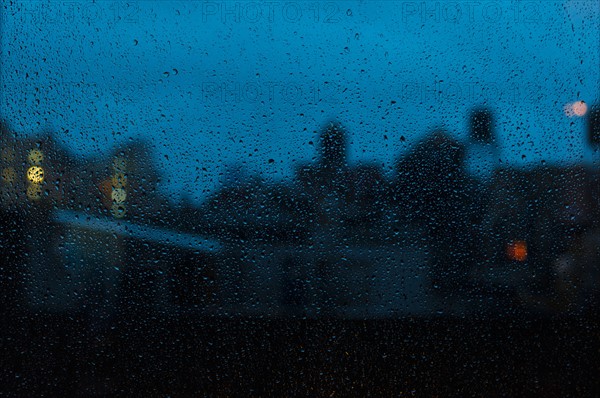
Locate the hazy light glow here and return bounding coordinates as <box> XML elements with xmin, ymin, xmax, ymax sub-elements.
<box><xmin>506</xmin><ymin>241</ymin><xmax>528</xmax><ymax>262</ymax></box>
<box><xmin>112</xmin><ymin>173</ymin><xmax>127</xmax><ymax>188</ymax></box>
<box><xmin>113</xmin><ymin>157</ymin><xmax>127</xmax><ymax>173</ymax></box>
<box><xmin>2</xmin><ymin>167</ymin><xmax>16</xmax><ymax>184</ymax></box>
<box><xmin>28</xmin><ymin>149</ymin><xmax>44</xmax><ymax>165</ymax></box>
<box><xmin>54</xmin><ymin>209</ymin><xmax>222</xmax><ymax>251</ymax></box>
<box><xmin>27</xmin><ymin>183</ymin><xmax>42</xmax><ymax>200</ymax></box>
<box><xmin>111</xmin><ymin>203</ymin><xmax>127</xmax><ymax>218</ymax></box>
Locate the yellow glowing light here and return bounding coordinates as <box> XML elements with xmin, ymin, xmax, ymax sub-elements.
<box><xmin>2</xmin><ymin>167</ymin><xmax>16</xmax><ymax>184</ymax></box>
<box><xmin>506</xmin><ymin>241</ymin><xmax>527</xmax><ymax>262</ymax></box>
<box><xmin>28</xmin><ymin>149</ymin><xmax>44</xmax><ymax>165</ymax></box>
<box><xmin>111</xmin><ymin>187</ymin><xmax>127</xmax><ymax>203</ymax></box>
<box><xmin>111</xmin><ymin>172</ymin><xmax>127</xmax><ymax>188</ymax></box>
<box><xmin>27</xmin><ymin>183</ymin><xmax>42</xmax><ymax>200</ymax></box>
<box><xmin>27</xmin><ymin>166</ymin><xmax>44</xmax><ymax>183</ymax></box>
<box><xmin>111</xmin><ymin>203</ymin><xmax>127</xmax><ymax>218</ymax></box>
<box><xmin>113</xmin><ymin>157</ymin><xmax>127</xmax><ymax>172</ymax></box>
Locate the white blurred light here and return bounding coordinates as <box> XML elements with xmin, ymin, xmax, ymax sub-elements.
<box><xmin>564</xmin><ymin>100</ymin><xmax>587</xmax><ymax>117</ymax></box>
<box><xmin>572</xmin><ymin>100</ymin><xmax>587</xmax><ymax>116</ymax></box>
<box><xmin>111</xmin><ymin>187</ymin><xmax>127</xmax><ymax>203</ymax></box>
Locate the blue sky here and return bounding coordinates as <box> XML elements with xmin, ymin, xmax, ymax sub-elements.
<box><xmin>1</xmin><ymin>1</ymin><xmax>599</xmax><ymax>202</ymax></box>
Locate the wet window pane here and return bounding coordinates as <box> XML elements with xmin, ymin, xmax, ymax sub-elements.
<box><xmin>1</xmin><ymin>1</ymin><xmax>599</xmax><ymax>395</ymax></box>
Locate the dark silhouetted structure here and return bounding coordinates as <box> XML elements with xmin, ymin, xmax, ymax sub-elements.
<box><xmin>320</xmin><ymin>121</ymin><xmax>348</xmax><ymax>169</ymax></box>
<box><xmin>589</xmin><ymin>104</ymin><xmax>600</xmax><ymax>145</ymax></box>
<box><xmin>470</xmin><ymin>107</ymin><xmax>495</xmax><ymax>143</ymax></box>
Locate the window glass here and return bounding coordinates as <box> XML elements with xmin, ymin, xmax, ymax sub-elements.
<box><xmin>1</xmin><ymin>1</ymin><xmax>599</xmax><ymax>395</ymax></box>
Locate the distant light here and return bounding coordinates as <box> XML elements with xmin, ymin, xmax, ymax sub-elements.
<box><xmin>27</xmin><ymin>183</ymin><xmax>42</xmax><ymax>200</ymax></box>
<box><xmin>564</xmin><ymin>101</ymin><xmax>587</xmax><ymax>117</ymax></box>
<box><xmin>113</xmin><ymin>157</ymin><xmax>127</xmax><ymax>173</ymax></box>
<box><xmin>573</xmin><ymin>101</ymin><xmax>587</xmax><ymax>117</ymax></box>
<box><xmin>28</xmin><ymin>149</ymin><xmax>44</xmax><ymax>165</ymax></box>
<box><xmin>27</xmin><ymin>166</ymin><xmax>44</xmax><ymax>183</ymax></box>
<box><xmin>111</xmin><ymin>203</ymin><xmax>127</xmax><ymax>218</ymax></box>
<box><xmin>111</xmin><ymin>172</ymin><xmax>127</xmax><ymax>188</ymax></box>
<box><xmin>2</xmin><ymin>167</ymin><xmax>16</xmax><ymax>184</ymax></box>
<box><xmin>506</xmin><ymin>240</ymin><xmax>527</xmax><ymax>262</ymax></box>
<box><xmin>111</xmin><ymin>187</ymin><xmax>127</xmax><ymax>203</ymax></box>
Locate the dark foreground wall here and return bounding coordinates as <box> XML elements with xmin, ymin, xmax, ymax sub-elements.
<box><xmin>1</xmin><ymin>314</ymin><xmax>599</xmax><ymax>397</ymax></box>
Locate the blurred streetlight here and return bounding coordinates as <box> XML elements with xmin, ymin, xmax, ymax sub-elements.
<box><xmin>27</xmin><ymin>166</ymin><xmax>44</xmax><ymax>184</ymax></box>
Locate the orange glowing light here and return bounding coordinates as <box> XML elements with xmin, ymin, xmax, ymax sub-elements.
<box><xmin>99</xmin><ymin>179</ymin><xmax>113</xmax><ymax>208</ymax></box>
<box><xmin>506</xmin><ymin>241</ymin><xmax>527</xmax><ymax>262</ymax></box>
<box><xmin>111</xmin><ymin>172</ymin><xmax>127</xmax><ymax>188</ymax></box>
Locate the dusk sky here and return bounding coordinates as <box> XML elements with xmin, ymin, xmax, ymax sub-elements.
<box><xmin>1</xmin><ymin>0</ymin><xmax>598</xmax><ymax>202</ymax></box>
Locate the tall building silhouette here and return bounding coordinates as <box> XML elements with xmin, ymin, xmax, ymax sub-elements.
<box><xmin>470</xmin><ymin>108</ymin><xmax>494</xmax><ymax>144</ymax></box>
<box><xmin>588</xmin><ymin>104</ymin><xmax>600</xmax><ymax>146</ymax></box>
<box><xmin>319</xmin><ymin>121</ymin><xmax>347</xmax><ymax>170</ymax></box>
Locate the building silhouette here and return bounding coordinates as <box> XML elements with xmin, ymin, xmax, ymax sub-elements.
<box><xmin>1</xmin><ymin>106</ymin><xmax>599</xmax><ymax>319</ymax></box>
